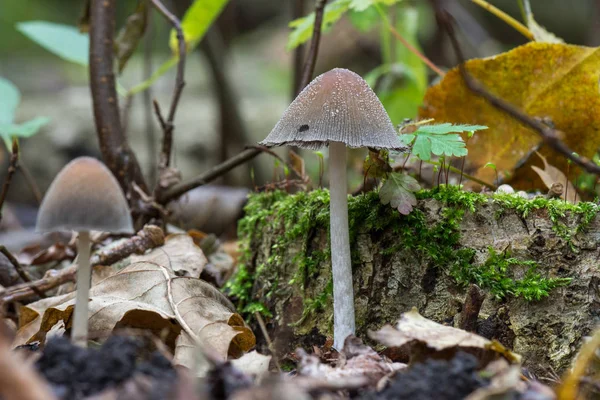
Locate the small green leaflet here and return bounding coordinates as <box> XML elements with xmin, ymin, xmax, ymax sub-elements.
<box><xmin>169</xmin><ymin>0</ymin><xmax>230</xmax><ymax>53</ymax></box>
<box><xmin>399</xmin><ymin>123</ymin><xmax>488</xmax><ymax>161</ymax></box>
<box><xmin>0</xmin><ymin>77</ymin><xmax>20</xmax><ymax>125</ymax></box>
<box><xmin>17</xmin><ymin>21</ymin><xmax>89</xmax><ymax>66</ymax></box>
<box><xmin>379</xmin><ymin>172</ymin><xmax>421</xmax><ymax>215</ymax></box>
<box><xmin>0</xmin><ymin>77</ymin><xmax>49</xmax><ymax>149</ymax></box>
<box><xmin>287</xmin><ymin>0</ymin><xmax>401</xmax><ymax>50</ymax></box>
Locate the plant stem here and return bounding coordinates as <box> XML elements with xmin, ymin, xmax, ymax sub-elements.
<box><xmin>375</xmin><ymin>4</ymin><xmax>445</xmax><ymax>77</ymax></box>
<box><xmin>72</xmin><ymin>231</ymin><xmax>92</xmax><ymax>347</ymax></box>
<box><xmin>329</xmin><ymin>141</ymin><xmax>355</xmax><ymax>350</ymax></box>
<box><xmin>470</xmin><ymin>0</ymin><xmax>533</xmax><ymax>40</ymax></box>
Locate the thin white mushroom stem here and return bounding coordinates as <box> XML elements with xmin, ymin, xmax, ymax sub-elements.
<box><xmin>72</xmin><ymin>230</ymin><xmax>91</xmax><ymax>347</ymax></box>
<box><xmin>329</xmin><ymin>141</ymin><xmax>356</xmax><ymax>350</ymax></box>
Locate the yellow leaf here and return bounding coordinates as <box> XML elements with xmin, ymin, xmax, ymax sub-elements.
<box><xmin>419</xmin><ymin>42</ymin><xmax>600</xmax><ymax>189</ymax></box>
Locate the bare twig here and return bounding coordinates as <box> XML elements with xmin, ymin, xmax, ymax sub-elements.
<box><xmin>0</xmin><ymin>225</ymin><xmax>165</xmax><ymax>305</ymax></box>
<box><xmin>89</xmin><ymin>0</ymin><xmax>148</xmax><ymax>204</ymax></box>
<box><xmin>143</xmin><ymin>8</ymin><xmax>157</xmax><ymax>186</ymax></box>
<box><xmin>459</xmin><ymin>284</ymin><xmax>485</xmax><ymax>332</ymax></box>
<box><xmin>0</xmin><ymin>246</ymin><xmax>45</xmax><ymax>298</ymax></box>
<box><xmin>157</xmin><ymin>147</ymin><xmax>261</xmax><ymax>203</ymax></box>
<box><xmin>254</xmin><ymin>311</ymin><xmax>282</xmax><ymax>372</ymax></box>
<box><xmin>433</xmin><ymin>2</ymin><xmax>600</xmax><ymax>177</ymax></box>
<box><xmin>0</xmin><ymin>140</ymin><xmax>19</xmax><ymax>224</ymax></box>
<box><xmin>16</xmin><ymin>162</ymin><xmax>42</xmax><ymax>205</ymax></box>
<box><xmin>375</xmin><ymin>5</ymin><xmax>445</xmax><ymax>77</ymax></box>
<box><xmin>150</xmin><ymin>0</ymin><xmax>186</xmax><ymax>171</ymax></box>
<box><xmin>299</xmin><ymin>0</ymin><xmax>327</xmax><ymax>90</ymax></box>
<box><xmin>292</xmin><ymin>0</ymin><xmax>307</xmax><ymax>97</ymax></box>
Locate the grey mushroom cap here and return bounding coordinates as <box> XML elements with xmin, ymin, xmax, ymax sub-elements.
<box><xmin>260</xmin><ymin>68</ymin><xmax>406</xmax><ymax>150</ymax></box>
<box><xmin>36</xmin><ymin>157</ymin><xmax>134</xmax><ymax>234</ymax></box>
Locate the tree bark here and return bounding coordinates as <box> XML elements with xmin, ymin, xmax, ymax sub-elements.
<box><xmin>243</xmin><ymin>194</ymin><xmax>600</xmax><ymax>375</ymax></box>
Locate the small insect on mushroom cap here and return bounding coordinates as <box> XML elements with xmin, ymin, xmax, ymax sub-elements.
<box><xmin>36</xmin><ymin>157</ymin><xmax>134</xmax><ymax>234</ymax></box>
<box><xmin>260</xmin><ymin>68</ymin><xmax>406</xmax><ymax>151</ymax></box>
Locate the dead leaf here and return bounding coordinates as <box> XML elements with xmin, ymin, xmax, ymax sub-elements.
<box><xmin>130</xmin><ymin>234</ymin><xmax>207</xmax><ymax>278</ymax></box>
<box><xmin>531</xmin><ymin>151</ymin><xmax>579</xmax><ymax>203</ymax></box>
<box><xmin>369</xmin><ymin>308</ymin><xmax>520</xmax><ymax>365</ymax></box>
<box><xmin>15</xmin><ymin>235</ymin><xmax>253</xmax><ymax>369</ymax></box>
<box><xmin>419</xmin><ymin>42</ymin><xmax>600</xmax><ymax>189</ymax></box>
<box><xmin>231</xmin><ymin>350</ymin><xmax>271</xmax><ymax>377</ymax></box>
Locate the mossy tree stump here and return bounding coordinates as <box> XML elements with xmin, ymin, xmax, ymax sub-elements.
<box><xmin>230</xmin><ymin>187</ymin><xmax>600</xmax><ymax>374</ymax></box>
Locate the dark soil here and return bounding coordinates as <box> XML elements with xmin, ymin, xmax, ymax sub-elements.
<box><xmin>35</xmin><ymin>335</ymin><xmax>177</xmax><ymax>400</ymax></box>
<box><xmin>357</xmin><ymin>352</ymin><xmax>489</xmax><ymax>400</ymax></box>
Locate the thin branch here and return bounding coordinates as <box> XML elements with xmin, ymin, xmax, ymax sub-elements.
<box><xmin>433</xmin><ymin>2</ymin><xmax>600</xmax><ymax>176</ymax></box>
<box><xmin>17</xmin><ymin>162</ymin><xmax>42</xmax><ymax>205</ymax></box>
<box><xmin>0</xmin><ymin>225</ymin><xmax>165</xmax><ymax>305</ymax></box>
<box><xmin>292</xmin><ymin>0</ymin><xmax>307</xmax><ymax>97</ymax></box>
<box><xmin>375</xmin><ymin>4</ymin><xmax>445</xmax><ymax>78</ymax></box>
<box><xmin>0</xmin><ymin>140</ymin><xmax>19</xmax><ymax>224</ymax></box>
<box><xmin>157</xmin><ymin>147</ymin><xmax>261</xmax><ymax>203</ymax></box>
<box><xmin>254</xmin><ymin>311</ymin><xmax>282</xmax><ymax>373</ymax></box>
<box><xmin>150</xmin><ymin>0</ymin><xmax>186</xmax><ymax>171</ymax></box>
<box><xmin>470</xmin><ymin>0</ymin><xmax>533</xmax><ymax>40</ymax></box>
<box><xmin>144</xmin><ymin>8</ymin><xmax>157</xmax><ymax>186</ymax></box>
<box><xmin>299</xmin><ymin>0</ymin><xmax>327</xmax><ymax>90</ymax></box>
<box><xmin>89</xmin><ymin>0</ymin><xmax>148</xmax><ymax>201</ymax></box>
<box><xmin>0</xmin><ymin>246</ymin><xmax>45</xmax><ymax>298</ymax></box>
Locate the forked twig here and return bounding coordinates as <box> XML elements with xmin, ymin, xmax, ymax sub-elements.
<box><xmin>149</xmin><ymin>0</ymin><xmax>186</xmax><ymax>172</ymax></box>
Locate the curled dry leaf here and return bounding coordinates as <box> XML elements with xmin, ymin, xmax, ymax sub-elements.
<box><xmin>369</xmin><ymin>308</ymin><xmax>520</xmax><ymax>365</ymax></box>
<box><xmin>531</xmin><ymin>151</ymin><xmax>579</xmax><ymax>203</ymax></box>
<box><xmin>14</xmin><ymin>234</ymin><xmax>254</xmax><ymax>369</ymax></box>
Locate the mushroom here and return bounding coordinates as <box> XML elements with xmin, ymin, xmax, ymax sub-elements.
<box><xmin>260</xmin><ymin>68</ymin><xmax>405</xmax><ymax>348</ymax></box>
<box><xmin>36</xmin><ymin>157</ymin><xmax>133</xmax><ymax>346</ymax></box>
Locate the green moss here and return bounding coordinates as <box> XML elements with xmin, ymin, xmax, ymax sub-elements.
<box><xmin>492</xmin><ymin>193</ymin><xmax>599</xmax><ymax>250</ymax></box>
<box><xmin>229</xmin><ymin>186</ymin><xmax>592</xmax><ymax>319</ymax></box>
<box><xmin>451</xmin><ymin>247</ymin><xmax>571</xmax><ymax>300</ymax></box>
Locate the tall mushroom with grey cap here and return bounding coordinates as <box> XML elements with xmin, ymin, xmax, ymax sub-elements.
<box><xmin>260</xmin><ymin>68</ymin><xmax>406</xmax><ymax>348</ymax></box>
<box><xmin>36</xmin><ymin>157</ymin><xmax>133</xmax><ymax>346</ymax></box>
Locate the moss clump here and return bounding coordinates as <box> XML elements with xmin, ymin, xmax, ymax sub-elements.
<box><xmin>229</xmin><ymin>186</ymin><xmax>586</xmax><ymax>318</ymax></box>
<box><xmin>451</xmin><ymin>247</ymin><xmax>571</xmax><ymax>300</ymax></box>
<box><xmin>492</xmin><ymin>193</ymin><xmax>599</xmax><ymax>250</ymax></box>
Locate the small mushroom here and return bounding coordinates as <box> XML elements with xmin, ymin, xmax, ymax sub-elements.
<box><xmin>36</xmin><ymin>157</ymin><xmax>133</xmax><ymax>346</ymax></box>
<box><xmin>260</xmin><ymin>68</ymin><xmax>405</xmax><ymax>348</ymax></box>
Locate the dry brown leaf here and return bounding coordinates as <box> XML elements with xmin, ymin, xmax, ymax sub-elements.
<box><xmin>15</xmin><ymin>235</ymin><xmax>253</xmax><ymax>369</ymax></box>
<box><xmin>369</xmin><ymin>308</ymin><xmax>520</xmax><ymax>365</ymax></box>
<box><xmin>531</xmin><ymin>151</ymin><xmax>579</xmax><ymax>203</ymax></box>
<box><xmin>419</xmin><ymin>42</ymin><xmax>600</xmax><ymax>189</ymax></box>
<box><xmin>231</xmin><ymin>350</ymin><xmax>272</xmax><ymax>377</ymax></box>
<box><xmin>129</xmin><ymin>234</ymin><xmax>207</xmax><ymax>278</ymax></box>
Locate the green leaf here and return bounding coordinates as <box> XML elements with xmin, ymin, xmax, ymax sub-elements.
<box><xmin>169</xmin><ymin>0</ymin><xmax>230</xmax><ymax>53</ymax></box>
<box><xmin>484</xmin><ymin>162</ymin><xmax>496</xmax><ymax>170</ymax></box>
<box><xmin>287</xmin><ymin>0</ymin><xmax>402</xmax><ymax>49</ymax></box>
<box><xmin>348</xmin><ymin>7</ymin><xmax>380</xmax><ymax>32</ymax></box>
<box><xmin>115</xmin><ymin>1</ymin><xmax>148</xmax><ymax>74</ymax></box>
<box><xmin>399</xmin><ymin>123</ymin><xmax>487</xmax><ymax>161</ymax></box>
<box><xmin>0</xmin><ymin>77</ymin><xmax>20</xmax><ymax>125</ymax></box>
<box><xmin>379</xmin><ymin>172</ymin><xmax>421</xmax><ymax>215</ymax></box>
<box><xmin>0</xmin><ymin>117</ymin><xmax>50</xmax><ymax>149</ymax></box>
<box><xmin>287</xmin><ymin>0</ymin><xmax>351</xmax><ymax>50</ymax></box>
<box><xmin>16</xmin><ymin>21</ymin><xmax>89</xmax><ymax>66</ymax></box>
